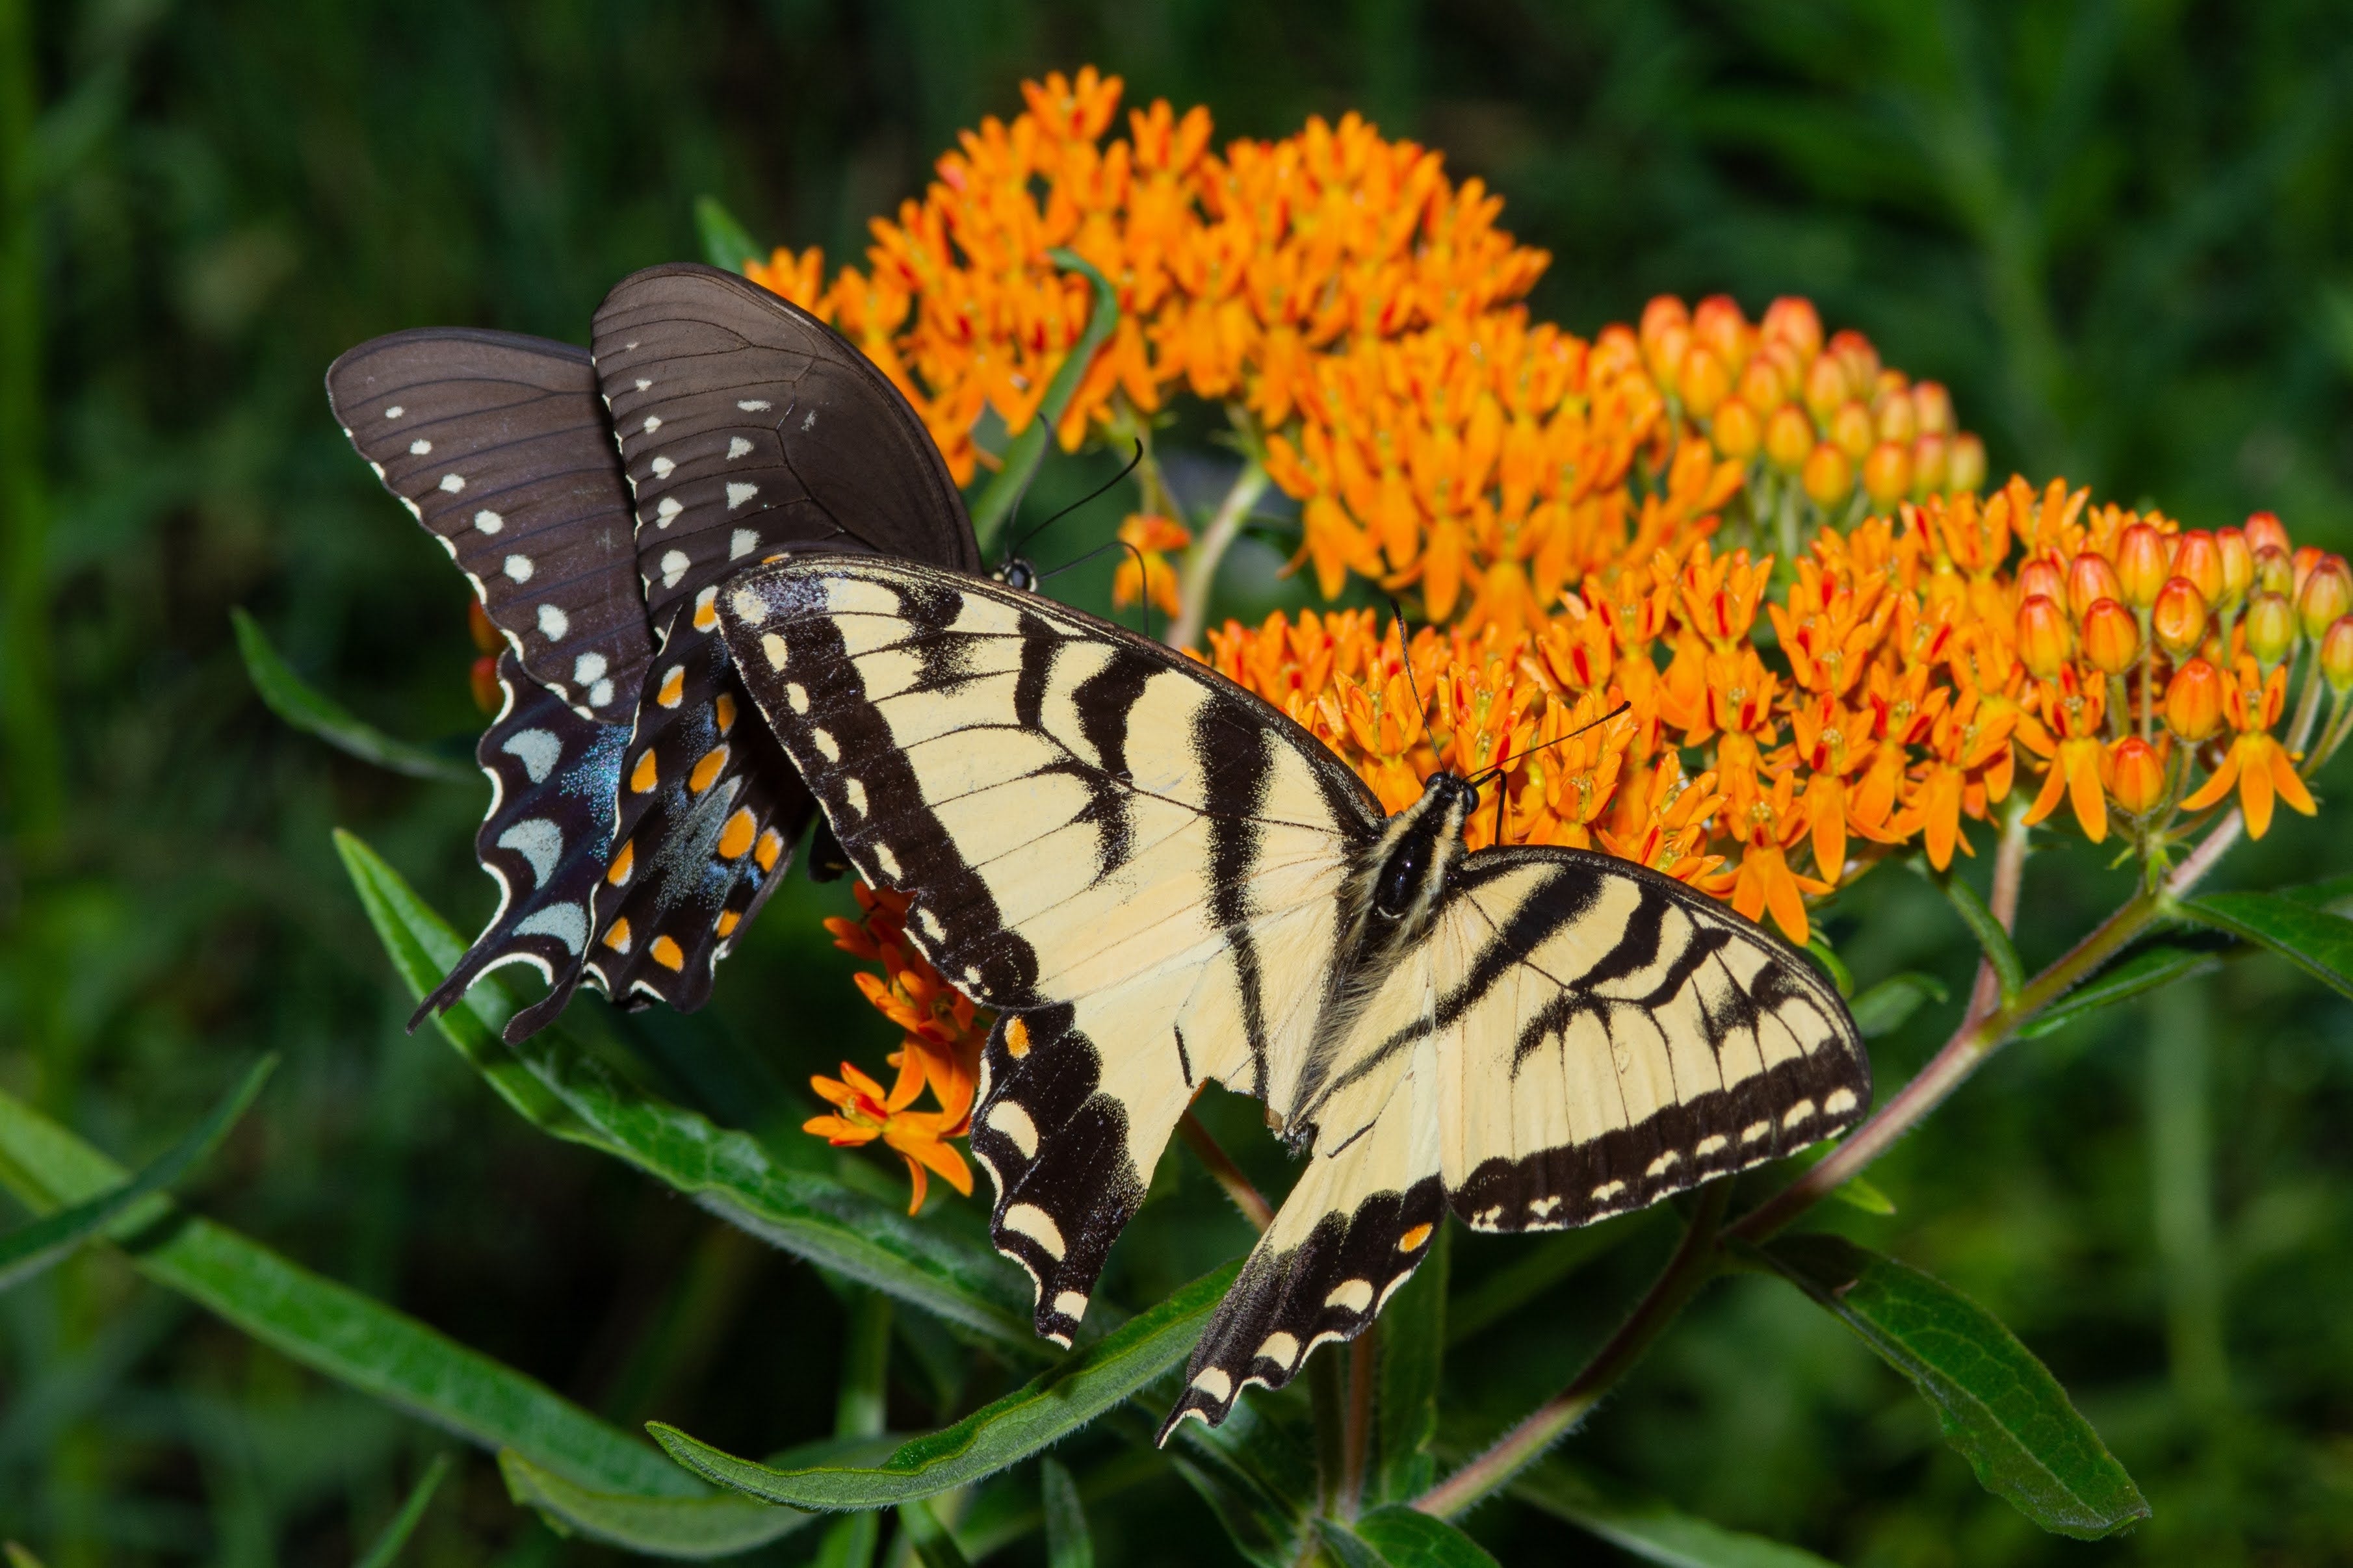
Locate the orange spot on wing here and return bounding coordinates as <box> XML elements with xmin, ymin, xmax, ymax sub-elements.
<box><xmin>714</xmin><ymin>693</ymin><xmax>736</xmax><ymax>734</ymax></box>
<box><xmin>602</xmin><ymin>918</ymin><xmax>632</xmax><ymax>953</ymax></box>
<box><xmin>688</xmin><ymin>745</ymin><xmax>730</xmax><ymax>794</ymax></box>
<box><xmin>718</xmin><ymin>807</ymin><xmax>756</xmax><ymax>860</ymax></box>
<box><xmin>716</xmin><ymin>910</ymin><xmax>741</xmax><ymax>938</ymax></box>
<box><xmin>651</xmin><ymin>934</ymin><xmax>685</xmax><ymax>971</ymax></box>
<box><xmin>656</xmin><ymin>666</ymin><xmax>685</xmax><ymax>708</ymax></box>
<box><xmin>1005</xmin><ymin>1016</ymin><xmax>1030</xmax><ymax>1058</ymax></box>
<box><xmin>753</xmin><ymin>827</ymin><xmax>783</xmax><ymax>871</ymax></box>
<box><xmin>606</xmin><ymin>840</ymin><xmax>634</xmax><ymax>884</ymax></box>
<box><xmin>693</xmin><ymin>590</ymin><xmax>720</xmax><ymax>631</ymax></box>
<box><xmin>629</xmin><ymin>749</ymin><xmax>658</xmax><ymax>793</ymax></box>
<box><xmin>1399</xmin><ymin>1222</ymin><xmax>1433</xmax><ymax>1252</ymax></box>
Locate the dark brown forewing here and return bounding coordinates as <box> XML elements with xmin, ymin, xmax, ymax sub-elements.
<box><xmin>590</xmin><ymin>263</ymin><xmax>979</xmax><ymax>628</ymax></box>
<box><xmin>327</xmin><ymin>329</ymin><xmax>651</xmax><ymax>715</ymax></box>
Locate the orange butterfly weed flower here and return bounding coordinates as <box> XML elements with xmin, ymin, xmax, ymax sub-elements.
<box><xmin>1112</xmin><ymin>512</ymin><xmax>1192</xmax><ymax>618</ymax></box>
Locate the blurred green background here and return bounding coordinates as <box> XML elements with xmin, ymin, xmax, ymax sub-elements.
<box><xmin>5</xmin><ymin>1</ymin><xmax>2353</xmax><ymax>1563</ymax></box>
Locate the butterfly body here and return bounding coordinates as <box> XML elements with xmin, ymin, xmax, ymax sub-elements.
<box><xmin>716</xmin><ymin>555</ymin><xmax>1869</xmax><ymax>1440</ymax></box>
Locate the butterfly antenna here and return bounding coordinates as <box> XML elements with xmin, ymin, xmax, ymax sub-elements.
<box><xmin>1387</xmin><ymin>597</ymin><xmax>1431</xmax><ymax>754</ymax></box>
<box><xmin>1033</xmin><ymin>536</ymin><xmax>1160</xmax><ymax>639</ymax></box>
<box><xmin>1465</xmin><ymin>700</ymin><xmax>1633</xmax><ymax>789</ymax></box>
<box><xmin>1007</xmin><ymin>439</ymin><xmax>1145</xmax><ymax>564</ymax></box>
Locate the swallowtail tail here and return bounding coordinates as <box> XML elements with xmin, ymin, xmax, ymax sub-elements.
<box><xmin>716</xmin><ymin>556</ymin><xmax>1870</xmax><ymax>1438</ymax></box>
<box><xmin>326</xmin><ymin>265</ymin><xmax>979</xmax><ymax>1039</ymax></box>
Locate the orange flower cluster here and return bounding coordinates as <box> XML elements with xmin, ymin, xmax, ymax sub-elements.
<box><xmin>810</xmin><ymin>884</ymin><xmax>990</xmax><ymax>1212</ymax></box>
<box><xmin>1204</xmin><ymin>478</ymin><xmax>2349</xmax><ymax>946</ymax></box>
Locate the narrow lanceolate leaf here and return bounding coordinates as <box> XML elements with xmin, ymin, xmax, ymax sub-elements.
<box><xmin>1040</xmin><ymin>1457</ymin><xmax>1095</xmax><ymax>1568</ymax></box>
<box><xmin>0</xmin><ymin>1055</ymin><xmax>274</xmax><ymax>1292</ymax></box>
<box><xmin>650</xmin><ymin>1261</ymin><xmax>1243</xmax><ymax>1508</ymax></box>
<box><xmin>2176</xmin><ymin>891</ymin><xmax>2353</xmax><ymax>1000</ymax></box>
<box><xmin>898</xmin><ymin>1500</ymin><xmax>978</xmax><ymax>1568</ymax></box>
<box><xmin>233</xmin><ymin>608</ymin><xmax>474</xmax><ymax>782</ymax></box>
<box><xmin>1164</xmin><ymin>1401</ymin><xmax>1316</xmax><ymax>1568</ymax></box>
<box><xmin>0</xmin><ymin>1085</ymin><xmax>694</xmax><ymax>1497</ymax></box>
<box><xmin>2017</xmin><ymin>939</ymin><xmax>2224</xmax><ymax>1040</ymax></box>
<box><xmin>337</xmin><ymin>829</ymin><xmax>1033</xmax><ymax>1344</ymax></box>
<box><xmin>354</xmin><ymin>1454</ymin><xmax>452</xmax><ymax>1568</ymax></box>
<box><xmin>500</xmin><ymin>1450</ymin><xmax>815</xmax><ymax>1559</ymax></box>
<box><xmin>1320</xmin><ymin>1506</ymin><xmax>1501</xmax><ymax>1568</ymax></box>
<box><xmin>694</xmin><ymin>196</ymin><xmax>762</xmax><ymax>273</ymax></box>
<box><xmin>1848</xmin><ymin>972</ymin><xmax>1948</xmax><ymax>1039</ymax></box>
<box><xmin>1936</xmin><ymin>871</ymin><xmax>2023</xmax><ymax>1007</ymax></box>
<box><xmin>1375</xmin><ymin>1222</ymin><xmax>1449</xmax><ymax>1504</ymax></box>
<box><xmin>1765</xmin><ymin>1235</ymin><xmax>2148</xmax><ymax>1539</ymax></box>
<box><xmin>968</xmin><ymin>249</ymin><xmax>1121</xmax><ymax>552</ymax></box>
<box><xmin>1511</xmin><ymin>1458</ymin><xmax>1838</xmax><ymax>1568</ymax></box>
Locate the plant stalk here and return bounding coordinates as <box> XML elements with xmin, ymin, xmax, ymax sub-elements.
<box><xmin>1338</xmin><ymin>1327</ymin><xmax>1377</xmax><ymax>1520</ymax></box>
<box><xmin>1962</xmin><ymin>804</ymin><xmax>2031</xmax><ymax>1026</ymax></box>
<box><xmin>1178</xmin><ymin>1110</ymin><xmax>1273</xmax><ymax>1232</ymax></box>
<box><xmin>1168</xmin><ymin>456</ymin><xmax>1269</xmax><ymax>652</ymax></box>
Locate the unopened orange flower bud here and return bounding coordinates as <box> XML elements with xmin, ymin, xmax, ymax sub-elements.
<box><xmin>1873</xmin><ymin>391</ymin><xmax>1917</xmax><ymax>445</ymax></box>
<box><xmin>2115</xmin><ymin>522</ymin><xmax>2169</xmax><ymax>608</ymax></box>
<box><xmin>1862</xmin><ymin>441</ymin><xmax>1912</xmax><ymax>508</ymax></box>
<box><xmin>1648</xmin><ymin>321</ymin><xmax>1691</xmax><ymax>392</ymax></box>
<box><xmin>2298</xmin><ymin>555</ymin><xmax>2352</xmax><ymax>637</ymax></box>
<box><xmin>2080</xmin><ymin>597</ymin><xmax>2140</xmax><ymax>675</ymax></box>
<box><xmin>470</xmin><ymin>654</ymin><xmax>500</xmax><ymax>715</ymax></box>
<box><xmin>2322</xmin><ymin>615</ymin><xmax>2353</xmax><ymax>693</ymax></box>
<box><xmin>1736</xmin><ymin>357</ymin><xmax>1784</xmax><ymax>412</ymax></box>
<box><xmin>2109</xmin><ymin>736</ymin><xmax>2167</xmax><ymax>816</ymax></box>
<box><xmin>2017</xmin><ymin>557</ymin><xmax>2065</xmax><ymax>605</ymax></box>
<box><xmin>2152</xmin><ymin>576</ymin><xmax>2209</xmax><ymax>659</ymax></box>
<box><xmin>1761</xmin><ymin>296</ymin><xmax>1823</xmax><ymax>361</ymax></box>
<box><xmin>2244</xmin><ymin>511</ymin><xmax>2289</xmax><ymax>556</ymax></box>
<box><xmin>1802</xmin><ymin>443</ymin><xmax>1853</xmax><ymax>507</ymax></box>
<box><xmin>2293</xmin><ymin>545</ymin><xmax>2324</xmax><ymax>598</ymax></box>
<box><xmin>2172</xmin><ymin>530</ymin><xmax>2222</xmax><ymax>604</ymax></box>
<box><xmin>1912</xmin><ymin>380</ymin><xmax>1953</xmax><ymax>435</ymax></box>
<box><xmin>467</xmin><ymin>597</ymin><xmax>500</xmax><ymax>654</ymax></box>
<box><xmin>2066</xmin><ymin>552</ymin><xmax>2124</xmax><ymax>617</ymax></box>
<box><xmin>1831</xmin><ymin>400</ymin><xmax>1874</xmax><ymax>459</ymax></box>
<box><xmin>2017</xmin><ymin>594</ymin><xmax>2074</xmax><ymax>678</ymax></box>
<box><xmin>1711</xmin><ymin>396</ymin><xmax>1761</xmax><ymax>459</ymax></box>
<box><xmin>2254</xmin><ymin>545</ymin><xmax>2294</xmax><ymax>597</ymax></box>
<box><xmin>1641</xmin><ymin>295</ymin><xmax>1688</xmax><ymax>355</ymax></box>
<box><xmin>1679</xmin><ymin>345</ymin><xmax>1730</xmax><ymax>417</ymax></box>
<box><xmin>1947</xmin><ymin>432</ymin><xmax>1986</xmax><ymax>493</ymax></box>
<box><xmin>2243</xmin><ymin>591</ymin><xmax>2297</xmax><ymax>669</ymax></box>
<box><xmin>1765</xmin><ymin>404</ymin><xmax>1814</xmax><ymax>472</ymax></box>
<box><xmin>1911</xmin><ymin>432</ymin><xmax>1949</xmax><ymax>494</ymax></box>
<box><xmin>1692</xmin><ymin>294</ymin><xmax>1749</xmax><ymax>371</ymax></box>
<box><xmin>2164</xmin><ymin>658</ymin><xmax>2224</xmax><ymax>742</ymax></box>
<box><xmin>2215</xmin><ymin>528</ymin><xmax>2253</xmax><ymax>611</ymax></box>
<box><xmin>1804</xmin><ymin>355</ymin><xmax>1849</xmax><ymax>423</ymax></box>
<box><xmin>1828</xmin><ymin>328</ymin><xmax>1879</xmax><ymax>392</ymax></box>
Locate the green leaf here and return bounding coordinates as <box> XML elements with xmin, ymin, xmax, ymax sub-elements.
<box><xmin>1320</xmin><ymin>1505</ymin><xmax>1501</xmax><ymax>1568</ymax></box>
<box><xmin>649</xmin><ymin>1260</ymin><xmax>1242</xmax><ymax>1507</ymax></box>
<box><xmin>694</xmin><ymin>195</ymin><xmax>762</xmax><ymax>272</ymax></box>
<box><xmin>1510</xmin><ymin>1458</ymin><xmax>1839</xmax><ymax>1568</ymax></box>
<box><xmin>1375</xmin><ymin>1223</ymin><xmax>1448</xmax><ymax>1503</ymax></box>
<box><xmin>0</xmin><ymin>1085</ymin><xmax>695</xmax><ymax>1496</ymax></box>
<box><xmin>1164</xmin><ymin>1400</ymin><xmax>1314</xmax><ymax>1568</ymax></box>
<box><xmin>1935</xmin><ymin>871</ymin><xmax>2023</xmax><ymax>1007</ymax></box>
<box><xmin>354</xmin><ymin>1453</ymin><xmax>452</xmax><ymax>1568</ymax></box>
<box><xmin>2281</xmin><ymin>869</ymin><xmax>2353</xmax><ymax>911</ymax></box>
<box><xmin>500</xmin><ymin>1449</ymin><xmax>814</xmax><ymax>1558</ymax></box>
<box><xmin>2176</xmin><ymin>890</ymin><xmax>2353</xmax><ymax>1000</ymax></box>
<box><xmin>968</xmin><ymin>249</ymin><xmax>1121</xmax><ymax>552</ymax></box>
<box><xmin>1824</xmin><ymin>1172</ymin><xmax>1897</xmax><ymax>1216</ymax></box>
<box><xmin>233</xmin><ymin>608</ymin><xmax>475</xmax><ymax>783</ymax></box>
<box><xmin>1041</xmin><ymin>1457</ymin><xmax>1094</xmax><ymax>1568</ymax></box>
<box><xmin>1445</xmin><ymin>1214</ymin><xmax>1652</xmax><ymax>1345</ymax></box>
<box><xmin>2016</xmin><ymin>940</ymin><xmax>2224</xmax><ymax>1040</ymax></box>
<box><xmin>1847</xmin><ymin>972</ymin><xmax>1948</xmax><ymax>1039</ymax></box>
<box><xmin>814</xmin><ymin>1514</ymin><xmax>881</xmax><ymax>1568</ymax></box>
<box><xmin>0</xmin><ymin>1054</ymin><xmax>274</xmax><ymax>1292</ymax></box>
<box><xmin>898</xmin><ymin>1500</ymin><xmax>978</xmax><ymax>1568</ymax></box>
<box><xmin>1764</xmin><ymin>1235</ymin><xmax>2148</xmax><ymax>1539</ymax></box>
<box><xmin>1803</xmin><ymin>936</ymin><xmax>1854</xmax><ymax>999</ymax></box>
<box><xmin>336</xmin><ymin>829</ymin><xmax>1035</xmax><ymax>1344</ymax></box>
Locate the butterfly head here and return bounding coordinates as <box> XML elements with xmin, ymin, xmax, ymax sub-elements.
<box><xmin>1355</xmin><ymin>771</ymin><xmax>1481</xmax><ymax>944</ymax></box>
<box><xmin>992</xmin><ymin>556</ymin><xmax>1039</xmax><ymax>594</ymax></box>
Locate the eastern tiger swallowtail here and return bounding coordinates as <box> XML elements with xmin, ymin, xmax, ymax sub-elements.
<box><xmin>714</xmin><ymin>555</ymin><xmax>1870</xmax><ymax>1439</ymax></box>
<box><xmin>326</xmin><ymin>264</ymin><xmax>980</xmax><ymax>1042</ymax></box>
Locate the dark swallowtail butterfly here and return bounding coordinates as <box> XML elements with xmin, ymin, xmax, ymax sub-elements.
<box><xmin>328</xmin><ymin>263</ymin><xmax>980</xmax><ymax>1042</ymax></box>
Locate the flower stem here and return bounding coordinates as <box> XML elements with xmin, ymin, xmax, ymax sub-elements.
<box><xmin>1338</xmin><ymin>1325</ymin><xmax>1377</xmax><ymax>1520</ymax></box>
<box><xmin>1169</xmin><ymin>455</ymin><xmax>1269</xmax><ymax>652</ymax></box>
<box><xmin>1963</xmin><ymin>803</ymin><xmax>2031</xmax><ymax>1027</ymax></box>
<box><xmin>1178</xmin><ymin>1110</ymin><xmax>1273</xmax><ymax>1232</ymax></box>
<box><xmin>1412</xmin><ymin>1181</ymin><xmax>1730</xmax><ymax>1519</ymax></box>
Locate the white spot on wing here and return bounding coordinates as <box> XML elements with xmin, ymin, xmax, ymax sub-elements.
<box><xmin>810</xmin><ymin>728</ymin><xmax>840</xmax><ymax>762</ymax></box>
<box><xmin>1002</xmin><ymin>1203</ymin><xmax>1066</xmax><ymax>1260</ymax></box>
<box><xmin>1052</xmin><ymin>1291</ymin><xmax>1089</xmax><ymax>1322</ymax></box>
<box><xmin>503</xmin><ymin>555</ymin><xmax>533</xmax><ymax>582</ymax></box>
<box><xmin>1782</xmin><ymin>1099</ymin><xmax>1817</xmax><ymax>1129</ymax></box>
<box><xmin>785</xmin><ymin>682</ymin><xmax>808</xmax><ymax>713</ymax></box>
<box><xmin>474</xmin><ymin>509</ymin><xmax>504</xmax><ymax>534</ymax></box>
<box><xmin>1323</xmin><ymin>1279</ymin><xmax>1374</xmax><ymax>1313</ymax></box>
<box><xmin>537</xmin><ymin>604</ymin><xmax>569</xmax><ymax>641</ymax></box>
<box><xmin>500</xmin><ymin>727</ymin><xmax>562</xmax><ymax>784</ymax></box>
<box><xmin>737</xmin><ymin>398</ymin><xmax>771</xmax><ymax>411</ymax></box>
<box><xmin>497</xmin><ymin>818</ymin><xmax>562</xmax><ymax>888</ymax></box>
<box><xmin>727</xmin><ymin>436</ymin><xmax>753</xmax><ymax>459</ymax></box>
<box><xmin>655</xmin><ymin>496</ymin><xmax>683</xmax><ymax>528</ymax></box>
<box><xmin>729</xmin><ymin>528</ymin><xmax>758</xmax><ymax>559</ymax></box>
<box><xmin>642</xmin><ymin>415</ymin><xmax>661</xmax><ymax>433</ymax></box>
<box><xmin>573</xmin><ymin>652</ymin><xmax>606</xmax><ymax>684</ymax></box>
<box><xmin>650</xmin><ymin>456</ymin><xmax>674</xmax><ymax>479</ymax></box>
<box><xmin>760</xmin><ymin>633</ymin><xmax>788</xmax><ymax>669</ymax></box>
<box><xmin>588</xmin><ymin>678</ymin><xmax>614</xmax><ymax>706</ymax></box>
<box><xmin>874</xmin><ymin>843</ymin><xmax>902</xmax><ymax>880</ymax></box>
<box><xmin>634</xmin><ymin>378</ymin><xmax>651</xmax><ymax>391</ymax></box>
<box><xmin>726</xmin><ymin>482</ymin><xmax>759</xmax><ymax>509</ymax></box>
<box><xmin>383</xmin><ymin>405</ymin><xmax>404</xmax><ymax>419</ymax></box>
<box><xmin>659</xmin><ymin>550</ymin><xmax>690</xmax><ymax>589</ymax></box>
<box><xmin>1824</xmin><ymin>1087</ymin><xmax>1859</xmax><ymax>1116</ymax></box>
<box><xmin>439</xmin><ymin>472</ymin><xmax>465</xmax><ymax>493</ymax></box>
<box><xmin>1190</xmin><ymin>1367</ymin><xmax>1232</xmax><ymax>1402</ymax></box>
<box><xmin>842</xmin><ymin>777</ymin><xmax>868</xmax><ymax>817</ymax></box>
<box><xmin>514</xmin><ymin>903</ymin><xmax>588</xmax><ymax>954</ymax></box>
<box><xmin>408</xmin><ymin>438</ymin><xmax>431</xmax><ymax>455</ymax></box>
<box><xmin>1256</xmin><ymin>1332</ymin><xmax>1299</xmax><ymax>1369</ymax></box>
<box><xmin>985</xmin><ymin>1099</ymin><xmax>1038</xmax><ymax>1158</ymax></box>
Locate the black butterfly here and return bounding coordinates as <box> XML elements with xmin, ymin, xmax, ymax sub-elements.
<box><xmin>328</xmin><ymin>264</ymin><xmax>979</xmax><ymax>1041</ymax></box>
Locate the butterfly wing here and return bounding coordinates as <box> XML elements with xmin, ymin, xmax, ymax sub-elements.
<box><xmin>1160</xmin><ymin>845</ymin><xmax>1867</xmax><ymax>1432</ymax></box>
<box><xmin>415</xmin><ymin>651</ymin><xmax>630</xmax><ymax>1022</ymax></box>
<box><xmin>326</xmin><ymin>329</ymin><xmax>649</xmax><ymax>717</ymax></box>
<box><xmin>718</xmin><ymin>556</ymin><xmax>1383</xmax><ymax>1346</ymax></box>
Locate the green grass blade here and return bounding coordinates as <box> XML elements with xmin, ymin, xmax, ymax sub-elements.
<box><xmin>968</xmin><ymin>249</ymin><xmax>1120</xmax><ymax>552</ymax></box>
<box><xmin>1764</xmin><ymin>1235</ymin><xmax>2148</xmax><ymax>1538</ymax></box>
<box><xmin>1935</xmin><ymin>871</ymin><xmax>2023</xmax><ymax>1006</ymax></box>
<box><xmin>898</xmin><ymin>1499</ymin><xmax>978</xmax><ymax>1568</ymax></box>
<box><xmin>650</xmin><ymin>1260</ymin><xmax>1242</xmax><ymax>1507</ymax></box>
<box><xmin>0</xmin><ymin>1054</ymin><xmax>274</xmax><ymax>1292</ymax></box>
<box><xmin>1040</xmin><ymin>1457</ymin><xmax>1093</xmax><ymax>1568</ymax></box>
<box><xmin>234</xmin><ymin>608</ymin><xmax>475</xmax><ymax>782</ymax></box>
<box><xmin>354</xmin><ymin>1453</ymin><xmax>452</xmax><ymax>1568</ymax></box>
<box><xmin>694</xmin><ymin>196</ymin><xmax>762</xmax><ymax>272</ymax></box>
<box><xmin>0</xmin><ymin>1084</ymin><xmax>697</xmax><ymax>1497</ymax></box>
<box><xmin>1509</xmin><ymin>1458</ymin><xmax>1840</xmax><ymax>1567</ymax></box>
<box><xmin>2176</xmin><ymin>890</ymin><xmax>2353</xmax><ymax>999</ymax></box>
<box><xmin>500</xmin><ymin>1449</ymin><xmax>814</xmax><ymax>1558</ymax></box>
